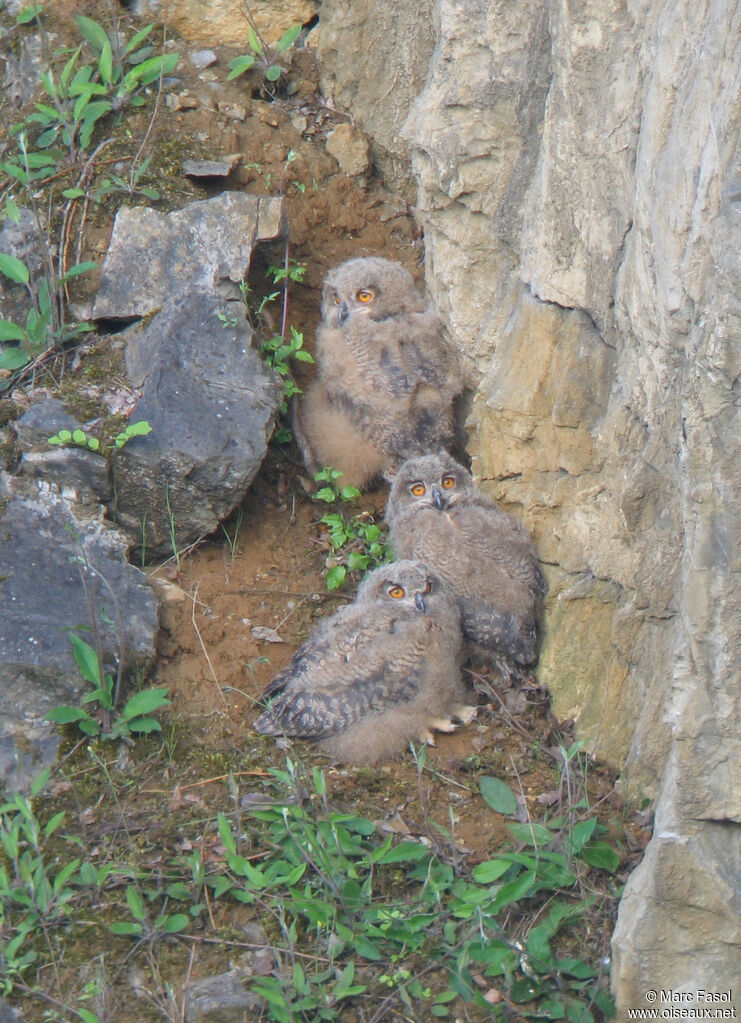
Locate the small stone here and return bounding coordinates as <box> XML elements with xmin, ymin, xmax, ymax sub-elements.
<box><xmin>182</xmin><ymin>156</ymin><xmax>240</xmax><ymax>179</ymax></box>
<box><xmin>185</xmin><ymin>969</ymin><xmax>262</xmax><ymax>1023</ymax></box>
<box><xmin>217</xmin><ymin>101</ymin><xmax>248</xmax><ymax>121</ymax></box>
<box><xmin>325</xmin><ymin>123</ymin><xmax>371</xmax><ymax>176</ymax></box>
<box><xmin>165</xmin><ymin>92</ymin><xmax>199</xmax><ymax>111</ymax></box>
<box><xmin>251</xmin><ymin>626</ymin><xmax>284</xmax><ymax>644</ymax></box>
<box><xmin>190</xmin><ymin>49</ymin><xmax>217</xmax><ymax>69</ymax></box>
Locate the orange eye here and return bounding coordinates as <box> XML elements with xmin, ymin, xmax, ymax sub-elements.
<box><xmin>332</xmin><ymin>294</ymin><xmax>341</xmax><ymax>304</ymax></box>
<box><xmin>441</xmin><ymin>475</ymin><xmax>456</xmax><ymax>489</ymax></box>
<box><xmin>388</xmin><ymin>585</ymin><xmax>405</xmax><ymax>599</ymax></box>
<box><xmin>357</xmin><ymin>290</ymin><xmax>374</xmax><ymax>303</ymax></box>
<box><xmin>410</xmin><ymin>482</ymin><xmax>426</xmax><ymax>497</ymax></box>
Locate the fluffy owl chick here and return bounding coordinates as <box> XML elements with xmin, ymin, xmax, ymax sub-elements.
<box><xmin>293</xmin><ymin>257</ymin><xmax>461</xmax><ymax>489</ymax></box>
<box><xmin>386</xmin><ymin>454</ymin><xmax>546</xmax><ymax>668</ymax></box>
<box><xmin>253</xmin><ymin>560</ymin><xmax>475</xmax><ymax>765</ymax></box>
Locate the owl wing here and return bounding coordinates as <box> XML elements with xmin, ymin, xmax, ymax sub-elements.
<box><xmin>464</xmin><ymin>502</ymin><xmax>546</xmax><ymax>598</ymax></box>
<box><xmin>253</xmin><ymin>609</ymin><xmax>427</xmax><ymax>739</ymax></box>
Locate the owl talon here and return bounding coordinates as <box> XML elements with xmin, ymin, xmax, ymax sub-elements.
<box><xmin>426</xmin><ymin>716</ymin><xmax>458</xmax><ymax>734</ymax></box>
<box><xmin>451</xmin><ymin>704</ymin><xmax>478</xmax><ymax>726</ymax></box>
<box><xmin>420</xmin><ymin>729</ymin><xmax>438</xmax><ymax>746</ymax></box>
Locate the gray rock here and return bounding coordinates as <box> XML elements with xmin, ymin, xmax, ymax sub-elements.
<box><xmin>185</xmin><ymin>969</ymin><xmax>263</xmax><ymax>1023</ymax></box>
<box><xmin>0</xmin><ymin>207</ymin><xmax>45</xmax><ymax>327</ymax></box>
<box><xmin>14</xmin><ymin>398</ymin><xmax>111</xmax><ymax>503</ymax></box>
<box><xmin>92</xmin><ymin>193</ymin><xmax>284</xmax><ymax>320</ymax></box>
<box><xmin>0</xmin><ymin>996</ymin><xmax>26</xmax><ymax>1023</ymax></box>
<box><xmin>183</xmin><ymin>157</ymin><xmax>240</xmax><ymax>179</ymax></box>
<box><xmin>0</xmin><ymin>483</ymin><xmax>159</xmax><ymax>793</ymax></box>
<box><xmin>189</xmin><ymin>49</ymin><xmax>218</xmax><ymax>69</ymax></box>
<box><xmin>111</xmin><ymin>291</ymin><xmax>281</xmax><ymax>557</ymax></box>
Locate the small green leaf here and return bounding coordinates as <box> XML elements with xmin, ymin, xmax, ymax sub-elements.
<box><xmin>226</xmin><ymin>54</ymin><xmax>256</xmax><ymax>80</ymax></box>
<box><xmin>123</xmin><ymin>688</ymin><xmax>171</xmax><ymax>721</ymax></box>
<box><xmin>247</xmin><ymin>25</ymin><xmax>263</xmax><ymax>53</ymax></box>
<box><xmin>276</xmin><ymin>23</ymin><xmax>302</xmax><ymax>52</ymax></box>
<box><xmin>580</xmin><ymin>840</ymin><xmax>620</xmax><ymax>873</ymax></box>
<box><xmin>78</xmin><ymin>1009</ymin><xmax>102</xmax><ymax>1023</ymax></box>
<box><xmin>124</xmin><ymin>717</ymin><xmax>162</xmax><ymax>734</ymax></box>
<box><xmin>264</xmin><ymin>64</ymin><xmax>282</xmax><ymax>82</ymax></box>
<box><xmin>0</xmin><ymin>347</ymin><xmax>30</xmax><ymax>370</ymax></box>
<box><xmin>471</xmin><ymin>858</ymin><xmax>512</xmax><ymax>884</ymax></box>
<box><xmin>16</xmin><ymin>5</ymin><xmax>43</xmax><ymax>25</ymax></box>
<box><xmin>126</xmin><ymin>420</ymin><xmax>153</xmax><ymax>437</ymax></box>
<box><xmin>99</xmin><ymin>39</ymin><xmax>113</xmax><ymax>86</ymax></box>
<box><xmin>109</xmin><ymin>921</ymin><xmax>143</xmax><ymax>936</ymax></box>
<box><xmin>124</xmin><ymin>24</ymin><xmax>155</xmax><ymax>56</ymax></box>
<box><xmin>87</xmin><ymin>437</ymin><xmax>101</xmax><ymax>451</ymax></box>
<box><xmin>479</xmin><ymin>775</ymin><xmax>518</xmax><ymax>816</ymax></box>
<box><xmin>159</xmin><ymin>913</ymin><xmax>189</xmax><ymax>933</ymax></box>
<box><xmin>0</xmin><ymin>321</ymin><xmax>27</xmax><ymax>342</ymax></box>
<box><xmin>46</xmin><ymin>706</ymin><xmax>91</xmax><ymax>725</ymax></box>
<box><xmin>72</xmin><ymin>429</ymin><xmax>87</xmax><ymax>445</ymax></box>
<box><xmin>325</xmin><ymin>565</ymin><xmax>347</xmax><ymax>590</ymax></box>
<box><xmin>69</xmin><ymin>632</ymin><xmax>101</xmax><ymax>686</ymax></box>
<box><xmin>76</xmin><ymin>14</ymin><xmax>110</xmax><ymax>55</ymax></box>
<box><xmin>59</xmin><ymin>260</ymin><xmax>97</xmax><ymax>285</ymax></box>
<box><xmin>125</xmin><ymin>885</ymin><xmax>147</xmax><ymax>920</ymax></box>
<box><xmin>0</xmin><ymin>252</ymin><xmax>30</xmax><ymax>284</ymax></box>
<box><xmin>62</xmin><ymin>187</ymin><xmax>86</xmax><ymax>199</ymax></box>
<box><xmin>5</xmin><ymin>197</ymin><xmax>21</xmax><ymax>222</ymax></box>
<box><xmin>377</xmin><ymin>840</ymin><xmax>431</xmax><ymax>864</ymax></box>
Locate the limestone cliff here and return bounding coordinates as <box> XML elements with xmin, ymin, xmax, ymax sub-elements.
<box><xmin>317</xmin><ymin>0</ymin><xmax>740</xmax><ymax>1012</ymax></box>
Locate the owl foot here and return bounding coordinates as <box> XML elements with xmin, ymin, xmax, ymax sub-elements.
<box><xmin>451</xmin><ymin>704</ymin><xmax>478</xmax><ymax>726</ymax></box>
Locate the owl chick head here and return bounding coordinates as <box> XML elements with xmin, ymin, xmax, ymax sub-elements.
<box><xmin>356</xmin><ymin>558</ymin><xmax>453</xmax><ymax>615</ymax></box>
<box><xmin>321</xmin><ymin>256</ymin><xmax>426</xmax><ymax>327</ymax></box>
<box><xmin>386</xmin><ymin>452</ymin><xmax>474</xmax><ymax>521</ymax></box>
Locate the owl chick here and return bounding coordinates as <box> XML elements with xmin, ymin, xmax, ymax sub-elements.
<box><xmin>252</xmin><ymin>560</ymin><xmax>475</xmax><ymax>765</ymax></box>
<box><xmin>293</xmin><ymin>257</ymin><xmax>461</xmax><ymax>490</ymax></box>
<box><xmin>386</xmin><ymin>453</ymin><xmax>546</xmax><ymax>670</ymax></box>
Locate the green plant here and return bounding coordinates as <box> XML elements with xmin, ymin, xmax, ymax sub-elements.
<box><xmin>0</xmin><ymin>226</ymin><xmax>96</xmax><ymax>374</ymax></box>
<box><xmin>46</xmin><ymin>632</ymin><xmax>170</xmax><ymax>741</ymax></box>
<box><xmin>47</xmin><ymin>419</ymin><xmax>152</xmax><ymax>454</ymax></box>
<box><xmin>12</xmin><ymin>14</ymin><xmax>179</xmax><ymax>161</ymax></box>
<box><xmin>226</xmin><ymin>18</ymin><xmax>302</xmax><ymax>92</ymax></box>
<box><xmin>87</xmin><ymin>154</ymin><xmax>160</xmax><ymax>202</ymax></box>
<box><xmin>312</xmin><ymin>466</ymin><xmax>361</xmax><ymax>504</ymax></box>
<box><xmin>311</xmin><ymin>468</ymin><xmax>391</xmax><ymax>590</ymax></box>
<box><xmin>0</xmin><ymin>771</ymin><xmax>83</xmax><ymax>995</ymax></box>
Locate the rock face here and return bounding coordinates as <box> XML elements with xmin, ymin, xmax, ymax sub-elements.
<box><xmin>0</xmin><ymin>476</ymin><xmax>159</xmax><ymax>793</ymax></box>
<box><xmin>127</xmin><ymin>0</ymin><xmax>317</xmax><ymax>47</ymax></box>
<box><xmin>315</xmin><ymin>0</ymin><xmax>740</xmax><ymax>1013</ymax></box>
<box><xmin>111</xmin><ymin>291</ymin><xmax>282</xmax><ymax>558</ymax></box>
<box><xmin>92</xmin><ymin>193</ymin><xmax>285</xmax><ymax>558</ymax></box>
<box><xmin>92</xmin><ymin>193</ymin><xmax>284</xmax><ymax>320</ymax></box>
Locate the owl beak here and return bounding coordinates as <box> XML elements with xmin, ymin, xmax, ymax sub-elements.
<box><xmin>431</xmin><ymin>485</ymin><xmax>447</xmax><ymax>511</ymax></box>
<box><xmin>414</xmin><ymin>591</ymin><xmax>426</xmax><ymax>613</ymax></box>
<box><xmin>336</xmin><ymin>300</ymin><xmax>350</xmax><ymax>325</ymax></box>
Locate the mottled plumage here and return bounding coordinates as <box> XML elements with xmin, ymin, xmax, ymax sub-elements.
<box><xmin>293</xmin><ymin>257</ymin><xmax>461</xmax><ymax>489</ymax></box>
<box><xmin>253</xmin><ymin>560</ymin><xmax>475</xmax><ymax>764</ymax></box>
<box><xmin>386</xmin><ymin>454</ymin><xmax>546</xmax><ymax>668</ymax></box>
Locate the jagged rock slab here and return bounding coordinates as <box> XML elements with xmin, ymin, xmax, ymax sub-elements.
<box><xmin>92</xmin><ymin>193</ymin><xmax>284</xmax><ymax>320</ymax></box>
<box><xmin>185</xmin><ymin>969</ymin><xmax>263</xmax><ymax>1022</ymax></box>
<box><xmin>14</xmin><ymin>398</ymin><xmax>111</xmax><ymax>504</ymax></box>
<box><xmin>0</xmin><ymin>483</ymin><xmax>159</xmax><ymax>794</ymax></box>
<box><xmin>111</xmin><ymin>291</ymin><xmax>281</xmax><ymax>558</ymax></box>
<box><xmin>0</xmin><ymin>207</ymin><xmax>46</xmax><ymax>327</ymax></box>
